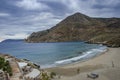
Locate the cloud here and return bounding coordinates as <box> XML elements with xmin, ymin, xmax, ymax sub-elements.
<box><xmin>0</xmin><ymin>12</ymin><xmax>62</xmax><ymax>39</ymax></box>
<box><xmin>0</xmin><ymin>0</ymin><xmax>120</xmax><ymax>39</ymax></box>
<box><xmin>16</xmin><ymin>0</ymin><xmax>50</xmax><ymax>10</ymax></box>
<box><xmin>0</xmin><ymin>13</ymin><xmax>10</xmax><ymax>17</ymax></box>
<box><xmin>4</xmin><ymin>12</ymin><xmax>62</xmax><ymax>29</ymax></box>
<box><xmin>56</xmin><ymin>0</ymin><xmax>120</xmax><ymax>17</ymax></box>
<box><xmin>2</xmin><ymin>33</ymin><xmax>29</xmax><ymax>39</ymax></box>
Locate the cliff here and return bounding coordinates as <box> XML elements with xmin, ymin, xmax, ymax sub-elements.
<box><xmin>25</xmin><ymin>12</ymin><xmax>120</xmax><ymax>47</ymax></box>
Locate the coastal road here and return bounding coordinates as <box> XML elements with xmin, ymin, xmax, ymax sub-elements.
<box><xmin>9</xmin><ymin>58</ymin><xmax>23</xmax><ymax>80</ymax></box>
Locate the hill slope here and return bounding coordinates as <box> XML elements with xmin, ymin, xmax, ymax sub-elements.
<box><xmin>25</xmin><ymin>12</ymin><xmax>120</xmax><ymax>47</ymax></box>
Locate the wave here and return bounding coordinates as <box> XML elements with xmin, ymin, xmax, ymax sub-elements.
<box><xmin>55</xmin><ymin>46</ymin><xmax>107</xmax><ymax>65</ymax></box>
<box><xmin>0</xmin><ymin>38</ymin><xmax>6</xmax><ymax>43</ymax></box>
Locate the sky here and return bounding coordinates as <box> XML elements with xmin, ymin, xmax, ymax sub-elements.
<box><xmin>0</xmin><ymin>0</ymin><xmax>120</xmax><ymax>39</ymax></box>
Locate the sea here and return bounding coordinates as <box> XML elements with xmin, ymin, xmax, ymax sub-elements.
<box><xmin>0</xmin><ymin>39</ymin><xmax>107</xmax><ymax>68</ymax></box>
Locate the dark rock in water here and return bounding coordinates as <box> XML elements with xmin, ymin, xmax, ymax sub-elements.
<box><xmin>22</xmin><ymin>59</ymin><xmax>30</xmax><ymax>61</ymax></box>
<box><xmin>106</xmin><ymin>37</ymin><xmax>120</xmax><ymax>47</ymax></box>
<box><xmin>26</xmin><ymin>12</ymin><xmax>120</xmax><ymax>47</ymax></box>
<box><xmin>33</xmin><ymin>63</ymin><xmax>40</xmax><ymax>68</ymax></box>
<box><xmin>77</xmin><ymin>52</ymin><xmax>83</xmax><ymax>54</ymax></box>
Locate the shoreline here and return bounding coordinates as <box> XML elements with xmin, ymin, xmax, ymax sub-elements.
<box><xmin>1</xmin><ymin>47</ymin><xmax>120</xmax><ymax>80</ymax></box>
<box><xmin>0</xmin><ymin>38</ymin><xmax>5</xmax><ymax>43</ymax></box>
<box><xmin>41</xmin><ymin>46</ymin><xmax>107</xmax><ymax>69</ymax></box>
<box><xmin>45</xmin><ymin>48</ymin><xmax>108</xmax><ymax>70</ymax></box>
<box><xmin>54</xmin><ymin>48</ymin><xmax>108</xmax><ymax>69</ymax></box>
<box><xmin>0</xmin><ymin>45</ymin><xmax>107</xmax><ymax>69</ymax></box>
<box><xmin>45</xmin><ymin>48</ymin><xmax>120</xmax><ymax>80</ymax></box>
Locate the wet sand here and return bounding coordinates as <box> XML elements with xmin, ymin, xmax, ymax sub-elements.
<box><xmin>46</xmin><ymin>48</ymin><xmax>120</xmax><ymax>80</ymax></box>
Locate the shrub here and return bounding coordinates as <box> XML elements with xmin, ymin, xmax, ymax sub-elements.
<box><xmin>50</xmin><ymin>72</ymin><xmax>56</xmax><ymax>78</ymax></box>
<box><xmin>0</xmin><ymin>57</ymin><xmax>12</xmax><ymax>76</ymax></box>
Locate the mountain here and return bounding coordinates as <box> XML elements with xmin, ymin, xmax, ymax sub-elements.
<box><xmin>25</xmin><ymin>12</ymin><xmax>120</xmax><ymax>47</ymax></box>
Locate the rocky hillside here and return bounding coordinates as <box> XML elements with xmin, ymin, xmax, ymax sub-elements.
<box><xmin>25</xmin><ymin>12</ymin><xmax>120</xmax><ymax>47</ymax></box>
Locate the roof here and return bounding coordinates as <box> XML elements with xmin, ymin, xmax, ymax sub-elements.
<box><xmin>18</xmin><ymin>62</ymin><xmax>27</xmax><ymax>68</ymax></box>
<box><xmin>25</xmin><ymin>69</ymin><xmax>40</xmax><ymax>78</ymax></box>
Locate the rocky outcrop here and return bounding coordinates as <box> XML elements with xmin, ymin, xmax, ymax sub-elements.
<box><xmin>25</xmin><ymin>12</ymin><xmax>120</xmax><ymax>47</ymax></box>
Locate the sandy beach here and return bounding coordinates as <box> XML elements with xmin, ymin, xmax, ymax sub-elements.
<box><xmin>46</xmin><ymin>48</ymin><xmax>120</xmax><ymax>80</ymax></box>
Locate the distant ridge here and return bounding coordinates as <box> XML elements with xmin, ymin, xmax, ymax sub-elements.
<box><xmin>26</xmin><ymin>12</ymin><xmax>120</xmax><ymax>47</ymax></box>
<box><xmin>1</xmin><ymin>39</ymin><xmax>23</xmax><ymax>43</ymax></box>
<box><xmin>3</xmin><ymin>39</ymin><xmax>23</xmax><ymax>41</ymax></box>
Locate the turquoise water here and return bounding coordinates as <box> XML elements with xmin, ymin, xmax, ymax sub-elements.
<box><xmin>0</xmin><ymin>39</ymin><xmax>107</xmax><ymax>68</ymax></box>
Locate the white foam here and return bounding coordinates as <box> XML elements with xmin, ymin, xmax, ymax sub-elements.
<box><xmin>55</xmin><ymin>46</ymin><xmax>107</xmax><ymax>65</ymax></box>
<box><xmin>0</xmin><ymin>38</ymin><xmax>5</xmax><ymax>43</ymax></box>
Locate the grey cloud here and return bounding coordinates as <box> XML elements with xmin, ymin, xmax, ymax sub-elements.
<box><xmin>0</xmin><ymin>0</ymin><xmax>120</xmax><ymax>39</ymax></box>
<box><xmin>0</xmin><ymin>11</ymin><xmax>63</xmax><ymax>39</ymax></box>
<box><xmin>15</xmin><ymin>0</ymin><xmax>51</xmax><ymax>10</ymax></box>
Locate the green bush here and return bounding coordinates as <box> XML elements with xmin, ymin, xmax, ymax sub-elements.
<box><xmin>0</xmin><ymin>57</ymin><xmax>12</xmax><ymax>76</ymax></box>
<box><xmin>50</xmin><ymin>72</ymin><xmax>56</xmax><ymax>78</ymax></box>
<box><xmin>41</xmin><ymin>72</ymin><xmax>50</xmax><ymax>80</ymax></box>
